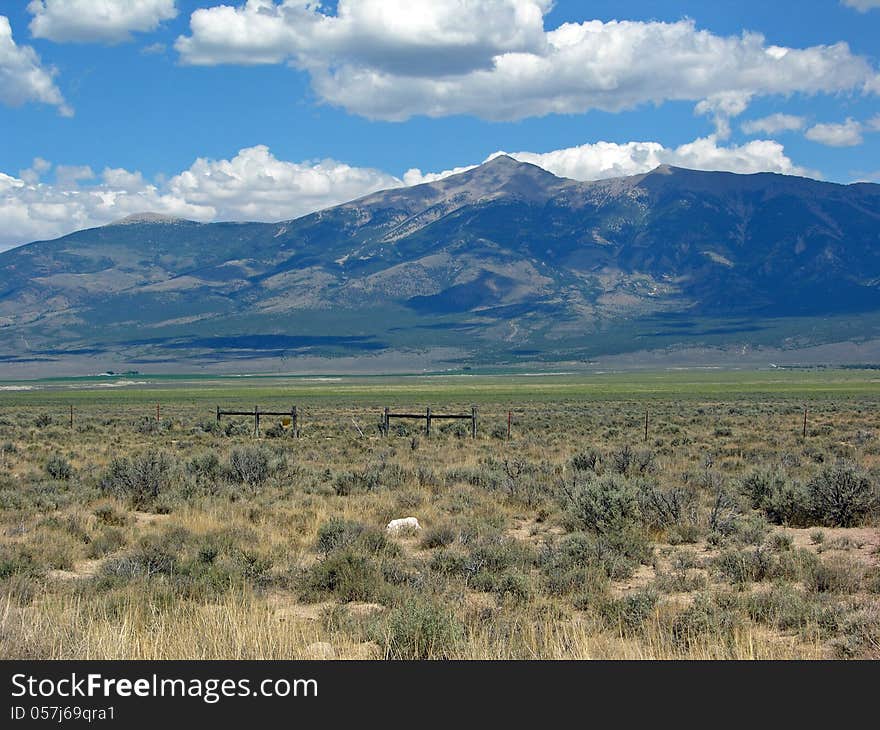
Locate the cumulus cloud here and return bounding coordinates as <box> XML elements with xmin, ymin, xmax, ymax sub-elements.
<box><xmin>404</xmin><ymin>137</ymin><xmax>813</xmax><ymax>186</ymax></box>
<box><xmin>741</xmin><ymin>113</ymin><xmax>806</xmax><ymax>135</ymax></box>
<box><xmin>166</xmin><ymin>145</ymin><xmax>401</xmax><ymax>221</ymax></box>
<box><xmin>0</xmin><ymin>15</ymin><xmax>71</xmax><ymax>115</ymax></box>
<box><xmin>2</xmin><ymin>136</ymin><xmax>824</xmax><ymax>249</ymax></box>
<box><xmin>0</xmin><ymin>133</ymin><xmax>829</xmax><ymax>250</ymax></box>
<box><xmin>28</xmin><ymin>0</ymin><xmax>177</xmax><ymax>44</ymax></box>
<box><xmin>0</xmin><ymin>145</ymin><xmax>401</xmax><ymax>249</ymax></box>
<box><xmin>177</xmin><ymin>0</ymin><xmax>550</xmax><ymax>71</ymax></box>
<box><xmin>842</xmin><ymin>0</ymin><xmax>880</xmax><ymax>11</ymax></box>
<box><xmin>805</xmin><ymin>118</ymin><xmax>865</xmax><ymax>146</ymax></box>
<box><xmin>175</xmin><ymin>2</ymin><xmax>880</xmax><ymax>122</ymax></box>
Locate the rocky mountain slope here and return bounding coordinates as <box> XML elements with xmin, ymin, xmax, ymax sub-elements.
<box><xmin>1</xmin><ymin>156</ymin><xmax>879</xmax><ymax>373</ymax></box>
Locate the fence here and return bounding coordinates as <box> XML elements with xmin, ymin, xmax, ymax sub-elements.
<box><xmin>216</xmin><ymin>405</ymin><xmax>299</xmax><ymax>437</ymax></box>
<box><xmin>382</xmin><ymin>406</ymin><xmax>477</xmax><ymax>438</ymax></box>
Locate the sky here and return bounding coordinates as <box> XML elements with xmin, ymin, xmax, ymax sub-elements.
<box><xmin>1</xmin><ymin>0</ymin><xmax>879</xmax><ymax>249</ymax></box>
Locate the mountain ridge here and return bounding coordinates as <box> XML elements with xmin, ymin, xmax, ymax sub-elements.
<box><xmin>1</xmin><ymin>157</ymin><xmax>879</xmax><ymax>375</ymax></box>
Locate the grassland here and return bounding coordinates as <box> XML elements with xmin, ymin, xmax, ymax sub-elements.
<box><xmin>1</xmin><ymin>370</ymin><xmax>878</xmax><ymax>659</ymax></box>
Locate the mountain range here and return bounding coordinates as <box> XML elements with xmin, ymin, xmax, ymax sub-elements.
<box><xmin>2</xmin><ymin>155</ymin><xmax>880</xmax><ymax>375</ymax></box>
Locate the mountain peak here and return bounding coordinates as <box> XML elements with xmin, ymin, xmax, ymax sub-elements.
<box><xmin>108</xmin><ymin>212</ymin><xmax>190</xmax><ymax>226</ymax></box>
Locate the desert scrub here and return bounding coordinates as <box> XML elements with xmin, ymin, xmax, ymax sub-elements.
<box><xmin>100</xmin><ymin>450</ymin><xmax>176</xmax><ymax>510</ymax></box>
<box><xmin>805</xmin><ymin>462</ymin><xmax>877</xmax><ymax>527</ymax></box>
<box><xmin>227</xmin><ymin>446</ymin><xmax>272</xmax><ymax>491</ymax></box>
<box><xmin>741</xmin><ymin>467</ymin><xmax>812</xmax><ymax>526</ymax></box>
<box><xmin>299</xmin><ymin>549</ymin><xmax>389</xmax><ymax>603</ymax></box>
<box><xmin>746</xmin><ymin>585</ymin><xmax>841</xmax><ymax>638</ymax></box>
<box><xmin>561</xmin><ymin>472</ymin><xmax>643</xmax><ymax>535</ymax></box>
<box><xmin>370</xmin><ymin>594</ymin><xmax>463</xmax><ymax>659</ymax></box>
<box><xmin>99</xmin><ymin>526</ymin><xmax>272</xmax><ymax>600</ymax></box>
<box><xmin>599</xmin><ymin>589</ymin><xmax>659</xmax><ymax>634</ymax></box>
<box><xmin>315</xmin><ymin>518</ymin><xmax>400</xmax><ymax>558</ymax></box>
<box><xmin>86</xmin><ymin>528</ymin><xmax>127</xmax><ymax>559</ymax></box>
<box><xmin>45</xmin><ymin>454</ymin><xmax>73</xmax><ymax>481</ymax></box>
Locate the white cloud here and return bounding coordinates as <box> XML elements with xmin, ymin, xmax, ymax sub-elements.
<box><xmin>28</xmin><ymin>0</ymin><xmax>177</xmax><ymax>44</ymax></box>
<box><xmin>0</xmin><ymin>145</ymin><xmax>401</xmax><ymax>249</ymax></box>
<box><xmin>405</xmin><ymin>137</ymin><xmax>813</xmax><ymax>186</ymax></box>
<box><xmin>741</xmin><ymin>113</ymin><xmax>806</xmax><ymax>135</ymax></box>
<box><xmin>0</xmin><ymin>133</ymin><xmax>829</xmax><ymax>250</ymax></box>
<box><xmin>842</xmin><ymin>0</ymin><xmax>880</xmax><ymax>12</ymax></box>
<box><xmin>165</xmin><ymin>145</ymin><xmax>401</xmax><ymax>221</ymax></box>
<box><xmin>176</xmin><ymin>2</ymin><xmax>880</xmax><ymax>122</ymax></box>
<box><xmin>805</xmin><ymin>118</ymin><xmax>864</xmax><ymax>147</ymax></box>
<box><xmin>1</xmin><ymin>136</ymin><xmax>823</xmax><ymax>249</ymax></box>
<box><xmin>177</xmin><ymin>0</ymin><xmax>550</xmax><ymax>70</ymax></box>
<box><xmin>0</xmin><ymin>15</ymin><xmax>71</xmax><ymax>115</ymax></box>
<box><xmin>694</xmin><ymin>91</ymin><xmax>752</xmax><ymax>139</ymax></box>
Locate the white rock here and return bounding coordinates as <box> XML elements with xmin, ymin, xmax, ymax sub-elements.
<box><xmin>385</xmin><ymin>517</ymin><xmax>421</xmax><ymax>535</ymax></box>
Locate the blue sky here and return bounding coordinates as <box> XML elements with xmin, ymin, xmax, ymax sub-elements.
<box><xmin>1</xmin><ymin>0</ymin><xmax>879</xmax><ymax>248</ymax></box>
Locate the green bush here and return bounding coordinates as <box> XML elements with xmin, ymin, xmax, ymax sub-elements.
<box><xmin>713</xmin><ymin>546</ymin><xmax>772</xmax><ymax>586</ymax></box>
<box><xmin>741</xmin><ymin>468</ymin><xmax>812</xmax><ymax>526</ymax></box>
<box><xmin>301</xmin><ymin>549</ymin><xmax>387</xmax><ymax>603</ymax></box>
<box><xmin>372</xmin><ymin>595</ymin><xmax>463</xmax><ymax>659</ymax></box>
<box><xmin>599</xmin><ymin>589</ymin><xmax>658</xmax><ymax>633</ymax></box>
<box><xmin>100</xmin><ymin>451</ymin><xmax>174</xmax><ymax>509</ymax></box>
<box><xmin>420</xmin><ymin>525</ymin><xmax>458</xmax><ymax>549</ymax></box>
<box><xmin>316</xmin><ymin>518</ymin><xmax>366</xmax><ymax>554</ymax></box>
<box><xmin>563</xmin><ymin>473</ymin><xmax>642</xmax><ymax>535</ymax></box>
<box><xmin>806</xmin><ymin>463</ymin><xmax>877</xmax><ymax>527</ymax></box>
<box><xmin>86</xmin><ymin>528</ymin><xmax>127</xmax><ymax>558</ymax></box>
<box><xmin>45</xmin><ymin>454</ymin><xmax>73</xmax><ymax>481</ymax></box>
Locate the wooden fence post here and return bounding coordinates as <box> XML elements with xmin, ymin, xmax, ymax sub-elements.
<box><xmin>507</xmin><ymin>410</ymin><xmax>511</xmax><ymax>441</ymax></box>
<box><xmin>645</xmin><ymin>408</ymin><xmax>649</xmax><ymax>442</ymax></box>
<box><xmin>69</xmin><ymin>404</ymin><xmax>73</xmax><ymax>429</ymax></box>
<box><xmin>254</xmin><ymin>405</ymin><xmax>260</xmax><ymax>437</ymax></box>
<box><xmin>383</xmin><ymin>407</ymin><xmax>390</xmax><ymax>436</ymax></box>
<box><xmin>156</xmin><ymin>403</ymin><xmax>160</xmax><ymax>423</ymax></box>
<box><xmin>803</xmin><ymin>407</ymin><xmax>808</xmax><ymax>438</ymax></box>
<box><xmin>426</xmin><ymin>406</ymin><xmax>432</xmax><ymax>436</ymax></box>
<box><xmin>292</xmin><ymin>405</ymin><xmax>298</xmax><ymax>437</ymax></box>
<box><xmin>216</xmin><ymin>405</ymin><xmax>221</xmax><ymax>425</ymax></box>
<box><xmin>471</xmin><ymin>406</ymin><xmax>477</xmax><ymax>439</ymax></box>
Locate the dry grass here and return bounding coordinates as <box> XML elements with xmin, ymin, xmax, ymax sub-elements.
<box><xmin>1</xmin><ymin>382</ymin><xmax>878</xmax><ymax>660</ymax></box>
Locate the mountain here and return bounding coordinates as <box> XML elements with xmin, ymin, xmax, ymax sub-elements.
<box><xmin>2</xmin><ymin>156</ymin><xmax>880</xmax><ymax>375</ymax></box>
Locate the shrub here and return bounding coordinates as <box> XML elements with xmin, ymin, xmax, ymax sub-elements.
<box><xmin>227</xmin><ymin>446</ymin><xmax>271</xmax><ymax>490</ymax></box>
<box><xmin>741</xmin><ymin>468</ymin><xmax>812</xmax><ymax>526</ymax></box>
<box><xmin>599</xmin><ymin>589</ymin><xmax>658</xmax><ymax>633</ymax></box>
<box><xmin>420</xmin><ymin>525</ymin><xmax>457</xmax><ymax>549</ymax></box>
<box><xmin>186</xmin><ymin>452</ymin><xmax>221</xmax><ymax>483</ymax></box>
<box><xmin>832</xmin><ymin>607</ymin><xmax>880</xmax><ymax>659</ymax></box>
<box><xmin>638</xmin><ymin>482</ymin><xmax>698</xmax><ymax>534</ymax></box>
<box><xmin>86</xmin><ymin>528</ymin><xmax>127</xmax><ymax>558</ymax></box>
<box><xmin>100</xmin><ymin>451</ymin><xmax>174</xmax><ymax>509</ymax></box>
<box><xmin>570</xmin><ymin>449</ymin><xmax>600</xmax><ymax>473</ymax></box>
<box><xmin>372</xmin><ymin>595</ymin><xmax>463</xmax><ymax>659</ymax></box>
<box><xmin>562</xmin><ymin>473</ymin><xmax>642</xmax><ymax>536</ymax></box>
<box><xmin>45</xmin><ymin>454</ymin><xmax>73</xmax><ymax>481</ymax></box>
<box><xmin>301</xmin><ymin>549</ymin><xmax>386</xmax><ymax>603</ymax></box>
<box><xmin>493</xmin><ymin>573</ymin><xmax>532</xmax><ymax>604</ymax></box>
<box><xmin>806</xmin><ymin>462</ymin><xmax>876</xmax><ymax>527</ymax></box>
<box><xmin>316</xmin><ymin>518</ymin><xmax>366</xmax><ymax>554</ymax></box>
<box><xmin>93</xmin><ymin>505</ymin><xmax>129</xmax><ymax>527</ymax></box>
<box><xmin>0</xmin><ymin>545</ymin><xmax>43</xmax><ymax>579</ymax></box>
<box><xmin>747</xmin><ymin>585</ymin><xmax>829</xmax><ymax>634</ymax></box>
<box><xmin>803</xmin><ymin>556</ymin><xmax>865</xmax><ymax>594</ymax></box>
<box><xmin>713</xmin><ymin>546</ymin><xmax>772</xmax><ymax>586</ymax></box>
<box><xmin>670</xmin><ymin>593</ymin><xmax>742</xmax><ymax>649</ymax></box>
